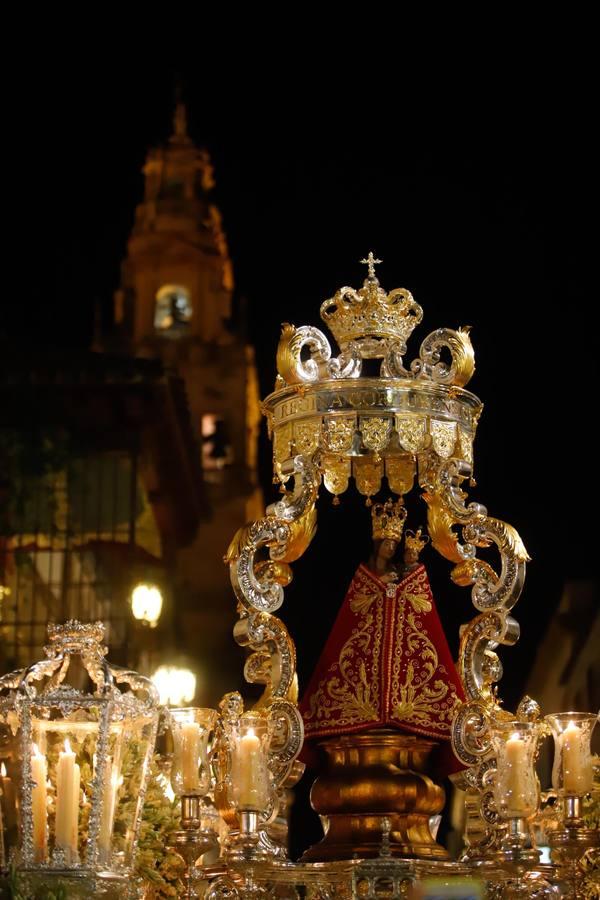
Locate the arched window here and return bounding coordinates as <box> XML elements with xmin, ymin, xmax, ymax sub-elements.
<box><xmin>154</xmin><ymin>285</ymin><xmax>192</xmax><ymax>333</ymax></box>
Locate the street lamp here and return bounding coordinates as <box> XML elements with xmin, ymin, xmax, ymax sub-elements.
<box><xmin>151</xmin><ymin>665</ymin><xmax>197</xmax><ymax>706</ymax></box>
<box><xmin>130</xmin><ymin>582</ymin><xmax>163</xmax><ymax>628</ymax></box>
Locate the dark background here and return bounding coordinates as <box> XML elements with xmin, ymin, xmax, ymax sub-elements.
<box><xmin>5</xmin><ymin>42</ymin><xmax>596</xmax><ymax>855</ymax></box>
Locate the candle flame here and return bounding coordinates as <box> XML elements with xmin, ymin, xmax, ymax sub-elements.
<box><xmin>64</xmin><ymin>738</ymin><xmax>72</xmax><ymax>754</ymax></box>
<box><xmin>32</xmin><ymin>744</ymin><xmax>41</xmax><ymax>757</ymax></box>
<box><xmin>567</xmin><ymin>720</ymin><xmax>577</xmax><ymax>731</ymax></box>
<box><xmin>509</xmin><ymin>732</ymin><xmax>520</xmax><ymax>742</ymax></box>
<box><xmin>247</xmin><ymin>728</ymin><xmax>256</xmax><ymax>739</ymax></box>
<box><xmin>0</xmin><ymin>763</ymin><xmax>6</xmax><ymax>777</ymax></box>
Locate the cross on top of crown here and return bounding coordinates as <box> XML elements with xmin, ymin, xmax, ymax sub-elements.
<box><xmin>360</xmin><ymin>251</ymin><xmax>382</xmax><ymax>280</ymax></box>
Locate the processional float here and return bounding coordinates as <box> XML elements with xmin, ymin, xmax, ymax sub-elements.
<box><xmin>0</xmin><ymin>256</ymin><xmax>597</xmax><ymax>898</ymax></box>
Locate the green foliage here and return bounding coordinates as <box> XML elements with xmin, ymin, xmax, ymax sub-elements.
<box><xmin>134</xmin><ymin>754</ymin><xmax>185</xmax><ymax>899</ymax></box>
<box><xmin>0</xmin><ymin>752</ymin><xmax>184</xmax><ymax>900</ymax></box>
<box><xmin>0</xmin><ymin>866</ymin><xmax>68</xmax><ymax>900</ymax></box>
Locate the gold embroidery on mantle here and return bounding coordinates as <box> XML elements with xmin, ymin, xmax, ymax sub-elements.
<box><xmin>304</xmin><ymin>567</ymin><xmax>383</xmax><ymax>731</ymax></box>
<box><xmin>390</xmin><ymin>569</ymin><xmax>462</xmax><ymax>733</ymax></box>
<box><xmin>302</xmin><ymin>564</ymin><xmax>463</xmax><ymax>740</ymax></box>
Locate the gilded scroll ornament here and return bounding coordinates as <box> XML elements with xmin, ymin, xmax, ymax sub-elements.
<box><xmin>267</xmin><ymin>454</ymin><xmax>321</xmax><ymax>523</ymax></box>
<box><xmin>416</xmin><ymin>327</ymin><xmax>476</xmax><ymax>387</ymax></box>
<box><xmin>423</xmin><ymin>491</ymin><xmax>475</xmax><ymax>564</ymax></box>
<box><xmin>270</xmin><ymin>503</ymin><xmax>317</xmax><ymax>564</ymax></box>
<box><xmin>233</xmin><ymin>611</ymin><xmax>298</xmax><ymax>703</ymax></box>
<box><xmin>276</xmin><ymin>323</ymin><xmax>331</xmax><ymax>384</ymax></box>
<box><xmin>228</xmin><ymin>518</ymin><xmax>290</xmax><ymax>613</ymax></box>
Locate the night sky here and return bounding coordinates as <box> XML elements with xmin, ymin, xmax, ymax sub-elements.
<box><xmin>8</xmin><ymin>54</ymin><xmax>596</xmax><ymax>710</ymax></box>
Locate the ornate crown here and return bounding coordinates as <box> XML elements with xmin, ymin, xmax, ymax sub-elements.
<box><xmin>371</xmin><ymin>498</ymin><xmax>407</xmax><ymax>542</ymax></box>
<box><xmin>45</xmin><ymin>620</ymin><xmax>107</xmax><ymax>658</ymax></box>
<box><xmin>404</xmin><ymin>528</ymin><xmax>429</xmax><ymax>559</ymax></box>
<box><xmin>320</xmin><ymin>252</ymin><xmax>423</xmax><ymax>358</ymax></box>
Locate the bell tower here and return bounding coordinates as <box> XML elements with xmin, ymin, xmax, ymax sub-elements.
<box><xmin>114</xmin><ymin>101</ymin><xmax>262</xmax><ymax>702</ymax></box>
<box><xmin>115</xmin><ymin>100</ymin><xmax>234</xmax><ymax>347</ymax></box>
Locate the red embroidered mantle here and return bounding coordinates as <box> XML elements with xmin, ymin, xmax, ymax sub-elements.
<box><xmin>300</xmin><ymin>563</ymin><xmax>465</xmax><ymax>743</ymax></box>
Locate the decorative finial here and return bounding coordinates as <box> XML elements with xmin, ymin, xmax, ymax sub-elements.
<box><xmin>360</xmin><ymin>251</ymin><xmax>382</xmax><ymax>281</ymax></box>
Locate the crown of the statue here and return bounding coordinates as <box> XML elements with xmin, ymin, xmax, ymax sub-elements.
<box><xmin>404</xmin><ymin>528</ymin><xmax>429</xmax><ymax>558</ymax></box>
<box><xmin>320</xmin><ymin>253</ymin><xmax>423</xmax><ymax>358</ymax></box>
<box><xmin>371</xmin><ymin>498</ymin><xmax>407</xmax><ymax>541</ymax></box>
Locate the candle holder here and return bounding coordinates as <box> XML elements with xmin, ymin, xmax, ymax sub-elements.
<box><xmin>545</xmin><ymin>712</ymin><xmax>599</xmax><ymax>889</ymax></box>
<box><xmin>170</xmin><ymin>708</ymin><xmax>217</xmax><ymax>799</ymax></box>
<box><xmin>168</xmin><ymin>795</ymin><xmax>219</xmax><ymax>900</ymax></box>
<box><xmin>0</xmin><ymin>621</ymin><xmax>159</xmax><ymax>897</ymax></box>
<box><xmin>220</xmin><ymin>708</ymin><xmax>273</xmax><ymax>864</ymax></box>
<box><xmin>168</xmin><ymin>707</ymin><xmax>220</xmax><ymax>899</ymax></box>
<box><xmin>490</xmin><ymin>719</ymin><xmax>541</xmax><ymax>867</ymax></box>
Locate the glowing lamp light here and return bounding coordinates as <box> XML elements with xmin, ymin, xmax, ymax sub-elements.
<box><xmin>130</xmin><ymin>583</ymin><xmax>163</xmax><ymax>628</ymax></box>
<box><xmin>151</xmin><ymin>665</ymin><xmax>197</xmax><ymax>706</ymax></box>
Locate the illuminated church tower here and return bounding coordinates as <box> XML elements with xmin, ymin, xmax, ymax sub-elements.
<box><xmin>114</xmin><ymin>101</ymin><xmax>262</xmax><ymax>700</ymax></box>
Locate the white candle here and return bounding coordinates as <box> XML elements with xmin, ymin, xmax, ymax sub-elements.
<box><xmin>181</xmin><ymin>722</ymin><xmax>201</xmax><ymax>793</ymax></box>
<box><xmin>505</xmin><ymin>732</ymin><xmax>529</xmax><ymax>815</ymax></box>
<box><xmin>30</xmin><ymin>746</ymin><xmax>48</xmax><ymax>860</ymax></box>
<box><xmin>1</xmin><ymin>762</ymin><xmax>17</xmax><ymax>830</ymax></box>
<box><xmin>562</xmin><ymin>720</ymin><xmax>591</xmax><ymax>793</ymax></box>
<box><xmin>235</xmin><ymin>728</ymin><xmax>267</xmax><ymax>810</ymax></box>
<box><xmin>55</xmin><ymin>739</ymin><xmax>80</xmax><ymax>860</ymax></box>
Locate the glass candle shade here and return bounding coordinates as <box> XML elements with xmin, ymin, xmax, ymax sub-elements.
<box><xmin>170</xmin><ymin>707</ymin><xmax>217</xmax><ymax>797</ymax></box>
<box><xmin>546</xmin><ymin>712</ymin><xmax>596</xmax><ymax>797</ymax></box>
<box><xmin>491</xmin><ymin>720</ymin><xmax>540</xmax><ymax>819</ymax></box>
<box><xmin>0</xmin><ymin>621</ymin><xmax>160</xmax><ymax>879</ymax></box>
<box><xmin>229</xmin><ymin>712</ymin><xmax>271</xmax><ymax>814</ymax></box>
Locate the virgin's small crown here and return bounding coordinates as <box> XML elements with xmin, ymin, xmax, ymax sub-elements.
<box><xmin>404</xmin><ymin>528</ymin><xmax>429</xmax><ymax>558</ymax></box>
<box><xmin>320</xmin><ymin>253</ymin><xmax>424</xmax><ymax>359</ymax></box>
<box><xmin>371</xmin><ymin>498</ymin><xmax>407</xmax><ymax>542</ymax></box>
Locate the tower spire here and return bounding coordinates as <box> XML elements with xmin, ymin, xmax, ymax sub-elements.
<box><xmin>170</xmin><ymin>78</ymin><xmax>190</xmax><ymax>144</ymax></box>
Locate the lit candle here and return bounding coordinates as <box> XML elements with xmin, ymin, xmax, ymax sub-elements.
<box><xmin>235</xmin><ymin>728</ymin><xmax>267</xmax><ymax>810</ymax></box>
<box><xmin>55</xmin><ymin>739</ymin><xmax>80</xmax><ymax>860</ymax></box>
<box><xmin>181</xmin><ymin>722</ymin><xmax>201</xmax><ymax>793</ymax></box>
<box><xmin>30</xmin><ymin>746</ymin><xmax>48</xmax><ymax>860</ymax></box>
<box><xmin>505</xmin><ymin>732</ymin><xmax>529</xmax><ymax>815</ymax></box>
<box><xmin>1</xmin><ymin>762</ymin><xmax>16</xmax><ymax>830</ymax></box>
<box><xmin>562</xmin><ymin>720</ymin><xmax>591</xmax><ymax>794</ymax></box>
